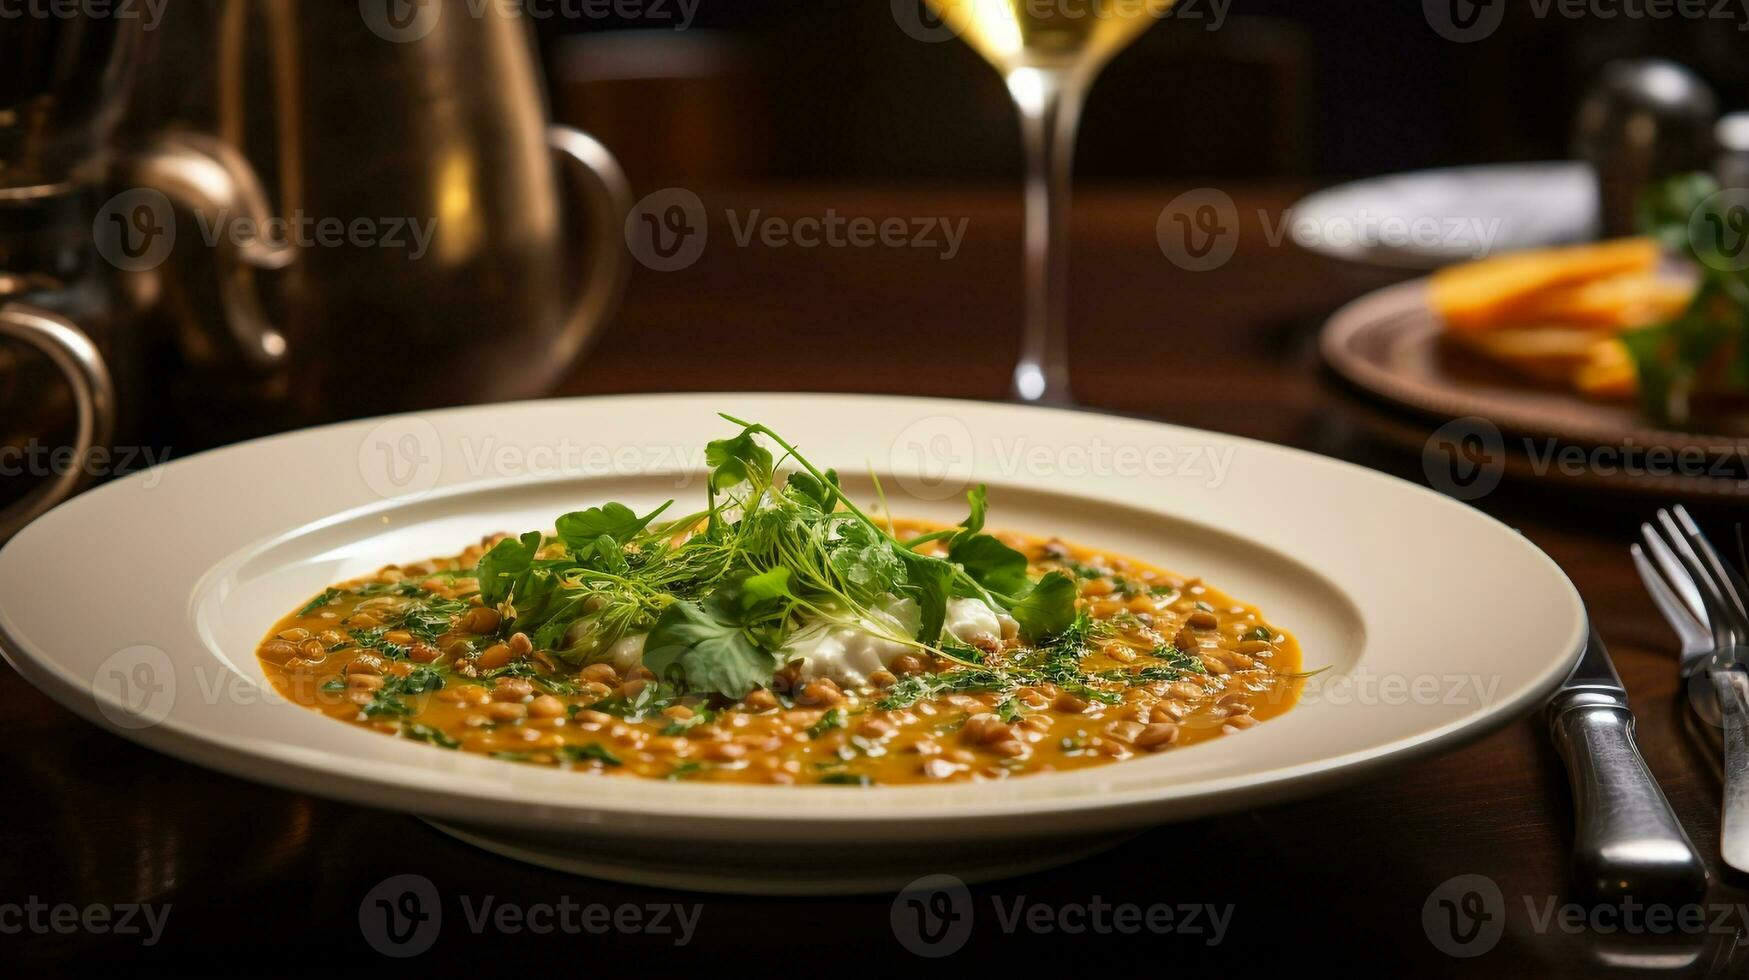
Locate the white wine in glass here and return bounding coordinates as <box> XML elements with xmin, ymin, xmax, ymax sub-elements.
<box><xmin>922</xmin><ymin>0</ymin><xmax>1173</xmax><ymax>403</ymax></box>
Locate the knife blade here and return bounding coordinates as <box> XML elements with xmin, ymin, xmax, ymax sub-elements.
<box><xmin>1546</xmin><ymin>624</ymin><xmax>1707</xmax><ymax>903</ymax></box>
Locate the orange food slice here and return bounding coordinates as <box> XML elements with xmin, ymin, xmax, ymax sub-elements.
<box><xmin>1431</xmin><ymin>238</ymin><xmax>1662</xmax><ymax>332</ymax></box>
<box><xmin>1449</xmin><ymin>326</ymin><xmax>1610</xmax><ymax>383</ymax></box>
<box><xmin>1572</xmin><ymin>338</ymin><xmax>1637</xmax><ymax>399</ymax></box>
<box><xmin>1494</xmin><ymin>274</ymin><xmax>1693</xmax><ymax>330</ymax></box>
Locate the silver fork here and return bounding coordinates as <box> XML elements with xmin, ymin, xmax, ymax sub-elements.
<box><xmin>1634</xmin><ymin>535</ymin><xmax>1717</xmax><ymax>725</ymax></box>
<box><xmin>1642</xmin><ymin>505</ymin><xmax>1749</xmax><ymax>874</ymax></box>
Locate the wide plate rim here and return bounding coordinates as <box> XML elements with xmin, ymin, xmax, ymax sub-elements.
<box><xmin>0</xmin><ymin>392</ymin><xmax>1587</xmax><ymax>841</ymax></box>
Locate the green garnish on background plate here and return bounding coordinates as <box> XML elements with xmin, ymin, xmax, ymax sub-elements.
<box><xmin>1632</xmin><ymin>173</ymin><xmax>1749</xmax><ymax>424</ymax></box>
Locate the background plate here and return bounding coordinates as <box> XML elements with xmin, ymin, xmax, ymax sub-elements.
<box><xmin>1322</xmin><ymin>280</ymin><xmax>1749</xmax><ymax>499</ymax></box>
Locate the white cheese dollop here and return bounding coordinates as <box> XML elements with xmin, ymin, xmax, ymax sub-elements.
<box><xmin>782</xmin><ymin>597</ymin><xmax>920</xmax><ymax>689</ymax></box>
<box><xmin>944</xmin><ymin>596</ymin><xmax>1019</xmax><ymax>644</ymax></box>
<box><xmin>601</xmin><ymin>597</ymin><xmax>1016</xmax><ymax>691</ymax></box>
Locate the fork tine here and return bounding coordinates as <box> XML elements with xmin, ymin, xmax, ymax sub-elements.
<box><xmin>1656</xmin><ymin>509</ymin><xmax>1745</xmax><ymax>651</ymax></box>
<box><xmin>1675</xmin><ymin>504</ymin><xmax>1749</xmax><ymax>627</ymax></box>
<box><xmin>1642</xmin><ymin>521</ymin><xmax>1710</xmax><ymax>629</ymax></box>
<box><xmin>1632</xmin><ymin>542</ymin><xmax>1710</xmax><ymax>647</ymax></box>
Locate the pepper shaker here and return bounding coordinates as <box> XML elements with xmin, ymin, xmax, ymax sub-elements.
<box><xmin>1574</xmin><ymin>59</ymin><xmax>1719</xmax><ymax>237</ymax></box>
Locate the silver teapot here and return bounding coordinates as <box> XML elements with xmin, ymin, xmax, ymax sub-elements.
<box><xmin>1</xmin><ymin>0</ymin><xmax>630</xmax><ymax>537</ymax></box>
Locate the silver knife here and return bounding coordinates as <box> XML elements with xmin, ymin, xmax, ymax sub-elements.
<box><xmin>1546</xmin><ymin>624</ymin><xmax>1707</xmax><ymax>902</ymax></box>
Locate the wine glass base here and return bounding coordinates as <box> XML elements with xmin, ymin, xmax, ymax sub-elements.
<box><xmin>1011</xmin><ymin>364</ymin><xmax>1073</xmax><ymax>406</ymax></box>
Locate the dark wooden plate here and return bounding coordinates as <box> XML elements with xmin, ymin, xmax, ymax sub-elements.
<box><xmin>1321</xmin><ymin>279</ymin><xmax>1749</xmax><ymax>499</ymax></box>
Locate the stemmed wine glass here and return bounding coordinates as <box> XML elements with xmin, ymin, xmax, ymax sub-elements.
<box><xmin>921</xmin><ymin>0</ymin><xmax>1172</xmax><ymax>404</ymax></box>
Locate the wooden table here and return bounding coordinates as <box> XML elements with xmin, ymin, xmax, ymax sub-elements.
<box><xmin>6</xmin><ymin>186</ymin><xmax>1745</xmax><ymax>975</ymax></box>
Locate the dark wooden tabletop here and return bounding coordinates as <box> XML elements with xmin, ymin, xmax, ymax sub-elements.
<box><xmin>6</xmin><ymin>185</ymin><xmax>1747</xmax><ymax>976</ymax></box>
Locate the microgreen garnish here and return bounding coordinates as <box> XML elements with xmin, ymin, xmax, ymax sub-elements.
<box><xmin>469</xmin><ymin>416</ymin><xmax>1080</xmax><ymax>701</ymax></box>
<box><xmin>1632</xmin><ymin>173</ymin><xmax>1749</xmax><ymax>423</ymax></box>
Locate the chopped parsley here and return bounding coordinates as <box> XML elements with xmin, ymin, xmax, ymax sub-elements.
<box><xmin>358</xmin><ymin>665</ymin><xmax>446</xmax><ymax>718</ymax></box>
<box><xmin>807</xmin><ymin>707</ymin><xmax>848</xmax><ymax>738</ymax></box>
<box><xmin>298</xmin><ymin>588</ymin><xmax>343</xmax><ymax>615</ymax></box>
<box><xmin>402</xmin><ymin>722</ymin><xmax>459</xmax><ymax>748</ymax></box>
<box><xmin>562</xmin><ymin>743</ymin><xmax>623</xmax><ymax>767</ymax></box>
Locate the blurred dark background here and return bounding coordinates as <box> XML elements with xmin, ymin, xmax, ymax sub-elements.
<box><xmin>536</xmin><ymin>1</ymin><xmax>1749</xmax><ymax>189</ymax></box>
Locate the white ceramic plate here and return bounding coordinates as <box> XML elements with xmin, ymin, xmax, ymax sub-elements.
<box><xmin>0</xmin><ymin>394</ymin><xmax>1586</xmax><ymax>893</ymax></box>
<box><xmin>1291</xmin><ymin>162</ymin><xmax>1599</xmax><ymax>270</ymax></box>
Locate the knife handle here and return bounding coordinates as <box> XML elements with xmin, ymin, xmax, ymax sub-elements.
<box><xmin>1550</xmin><ymin>695</ymin><xmax>1708</xmax><ymax>903</ymax></box>
<box><xmin>1712</xmin><ymin>670</ymin><xmax>1749</xmax><ymax>874</ymax></box>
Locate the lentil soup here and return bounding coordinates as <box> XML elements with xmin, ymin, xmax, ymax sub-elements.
<box><xmin>256</xmin><ymin>419</ymin><xmax>1302</xmax><ymax>786</ymax></box>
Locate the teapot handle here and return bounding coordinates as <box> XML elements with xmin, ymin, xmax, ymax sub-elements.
<box><xmin>548</xmin><ymin>126</ymin><xmax>632</xmax><ymax>364</ymax></box>
<box><xmin>0</xmin><ymin>304</ymin><xmax>116</xmax><ymax>541</ymax></box>
<box><xmin>123</xmin><ymin>132</ymin><xmax>294</xmax><ymax>370</ymax></box>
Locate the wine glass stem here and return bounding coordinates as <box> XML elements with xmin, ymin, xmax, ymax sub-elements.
<box><xmin>1008</xmin><ymin>66</ymin><xmax>1086</xmax><ymax>405</ymax></box>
